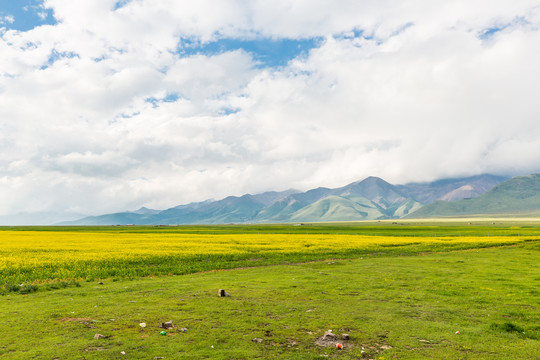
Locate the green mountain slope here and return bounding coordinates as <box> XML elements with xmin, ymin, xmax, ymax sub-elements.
<box><xmin>253</xmin><ymin>187</ymin><xmax>333</xmax><ymax>222</ymax></box>
<box><xmin>288</xmin><ymin>195</ymin><xmax>385</xmax><ymax>222</ymax></box>
<box><xmin>408</xmin><ymin>173</ymin><xmax>540</xmax><ymax>217</ymax></box>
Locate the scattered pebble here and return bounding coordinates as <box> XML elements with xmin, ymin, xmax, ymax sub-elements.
<box><xmin>139</xmin><ymin>323</ymin><xmax>147</xmax><ymax>328</ymax></box>
<box><xmin>252</xmin><ymin>338</ymin><xmax>264</xmax><ymax>343</ymax></box>
<box><xmin>94</xmin><ymin>334</ymin><xmax>107</xmax><ymax>340</ymax></box>
<box><xmin>120</xmin><ymin>351</ymin><xmax>126</xmax><ymax>355</ymax></box>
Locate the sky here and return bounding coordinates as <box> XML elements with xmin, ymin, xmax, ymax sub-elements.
<box><xmin>1</xmin><ymin>0</ymin><xmax>540</xmax><ymax>223</ymax></box>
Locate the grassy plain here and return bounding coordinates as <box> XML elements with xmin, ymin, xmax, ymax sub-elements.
<box><xmin>0</xmin><ymin>220</ymin><xmax>539</xmax><ymax>359</ymax></box>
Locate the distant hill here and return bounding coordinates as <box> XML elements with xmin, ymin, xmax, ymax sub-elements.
<box><xmin>407</xmin><ymin>173</ymin><xmax>540</xmax><ymax>218</ymax></box>
<box><xmin>61</xmin><ymin>173</ymin><xmax>509</xmax><ymax>225</ymax></box>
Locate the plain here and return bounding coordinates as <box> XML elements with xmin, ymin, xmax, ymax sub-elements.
<box><xmin>0</xmin><ymin>221</ymin><xmax>539</xmax><ymax>359</ymax></box>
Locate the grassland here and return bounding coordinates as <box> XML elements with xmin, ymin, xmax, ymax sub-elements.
<box><xmin>0</xmin><ymin>220</ymin><xmax>539</xmax><ymax>359</ymax></box>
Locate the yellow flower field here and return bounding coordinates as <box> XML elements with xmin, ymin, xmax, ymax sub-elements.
<box><xmin>0</xmin><ymin>229</ymin><xmax>524</xmax><ymax>286</ymax></box>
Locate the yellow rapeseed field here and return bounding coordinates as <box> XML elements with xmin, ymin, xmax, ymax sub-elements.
<box><xmin>0</xmin><ymin>230</ymin><xmax>522</xmax><ymax>286</ymax></box>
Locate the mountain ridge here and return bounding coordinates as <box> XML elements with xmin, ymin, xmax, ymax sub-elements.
<box><xmin>61</xmin><ymin>173</ymin><xmax>510</xmax><ymax>225</ymax></box>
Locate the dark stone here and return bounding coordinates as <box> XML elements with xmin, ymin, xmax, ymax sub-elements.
<box><xmin>161</xmin><ymin>321</ymin><xmax>173</xmax><ymax>329</ymax></box>
<box><xmin>218</xmin><ymin>289</ymin><xmax>231</xmax><ymax>297</ymax></box>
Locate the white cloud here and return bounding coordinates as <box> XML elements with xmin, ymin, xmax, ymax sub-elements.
<box><xmin>1</xmin><ymin>15</ymin><xmax>15</xmax><ymax>24</ymax></box>
<box><xmin>1</xmin><ymin>1</ymin><xmax>540</xmax><ymax>219</ymax></box>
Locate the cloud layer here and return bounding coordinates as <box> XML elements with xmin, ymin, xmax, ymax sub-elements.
<box><xmin>1</xmin><ymin>0</ymin><xmax>540</xmax><ymax>219</ymax></box>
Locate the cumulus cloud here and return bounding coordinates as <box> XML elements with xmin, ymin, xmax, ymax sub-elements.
<box><xmin>1</xmin><ymin>0</ymin><xmax>540</xmax><ymax>219</ymax></box>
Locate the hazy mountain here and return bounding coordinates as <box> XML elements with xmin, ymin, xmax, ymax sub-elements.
<box><xmin>64</xmin><ymin>178</ymin><xmax>421</xmax><ymax>224</ymax></box>
<box><xmin>61</xmin><ymin>173</ymin><xmax>513</xmax><ymax>225</ymax></box>
<box><xmin>65</xmin><ymin>212</ymin><xmax>155</xmax><ymax>226</ymax></box>
<box><xmin>397</xmin><ymin>174</ymin><xmax>507</xmax><ymax>203</ymax></box>
<box><xmin>132</xmin><ymin>207</ymin><xmax>161</xmax><ymax>215</ymax></box>
<box><xmin>407</xmin><ymin>173</ymin><xmax>540</xmax><ymax>218</ymax></box>
<box><xmin>0</xmin><ymin>211</ymin><xmax>86</xmax><ymax>226</ymax></box>
<box><xmin>62</xmin><ymin>190</ymin><xmax>299</xmax><ymax>225</ymax></box>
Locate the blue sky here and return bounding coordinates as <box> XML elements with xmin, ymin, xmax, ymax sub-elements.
<box><xmin>1</xmin><ymin>1</ymin><xmax>322</xmax><ymax>68</ymax></box>
<box><xmin>0</xmin><ymin>0</ymin><xmax>56</xmax><ymax>31</ymax></box>
<box><xmin>178</xmin><ymin>37</ymin><xmax>322</xmax><ymax>68</ymax></box>
<box><xmin>1</xmin><ymin>0</ymin><xmax>540</xmax><ymax>223</ymax></box>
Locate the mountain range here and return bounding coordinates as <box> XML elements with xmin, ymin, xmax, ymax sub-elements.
<box><xmin>62</xmin><ymin>173</ymin><xmax>513</xmax><ymax>225</ymax></box>
<box><xmin>409</xmin><ymin>173</ymin><xmax>540</xmax><ymax>218</ymax></box>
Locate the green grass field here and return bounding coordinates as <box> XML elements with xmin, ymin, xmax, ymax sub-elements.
<box><xmin>0</xmin><ymin>221</ymin><xmax>539</xmax><ymax>359</ymax></box>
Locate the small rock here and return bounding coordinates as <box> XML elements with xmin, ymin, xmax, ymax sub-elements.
<box><xmin>162</xmin><ymin>321</ymin><xmax>173</xmax><ymax>329</ymax></box>
<box><xmin>322</xmin><ymin>331</ymin><xmax>337</xmax><ymax>340</ymax></box>
<box><xmin>139</xmin><ymin>322</ymin><xmax>147</xmax><ymax>328</ymax></box>
<box><xmin>94</xmin><ymin>334</ymin><xmax>107</xmax><ymax>339</ymax></box>
<box><xmin>98</xmin><ymin>282</ymin><xmax>104</xmax><ymax>285</ymax></box>
<box><xmin>120</xmin><ymin>351</ymin><xmax>126</xmax><ymax>355</ymax></box>
<box><xmin>341</xmin><ymin>334</ymin><xmax>350</xmax><ymax>340</ymax></box>
<box><xmin>179</xmin><ymin>327</ymin><xmax>188</xmax><ymax>332</ymax></box>
<box><xmin>218</xmin><ymin>289</ymin><xmax>231</xmax><ymax>297</ymax></box>
<box><xmin>380</xmin><ymin>345</ymin><xmax>392</xmax><ymax>350</ymax></box>
<box><xmin>252</xmin><ymin>338</ymin><xmax>264</xmax><ymax>343</ymax></box>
